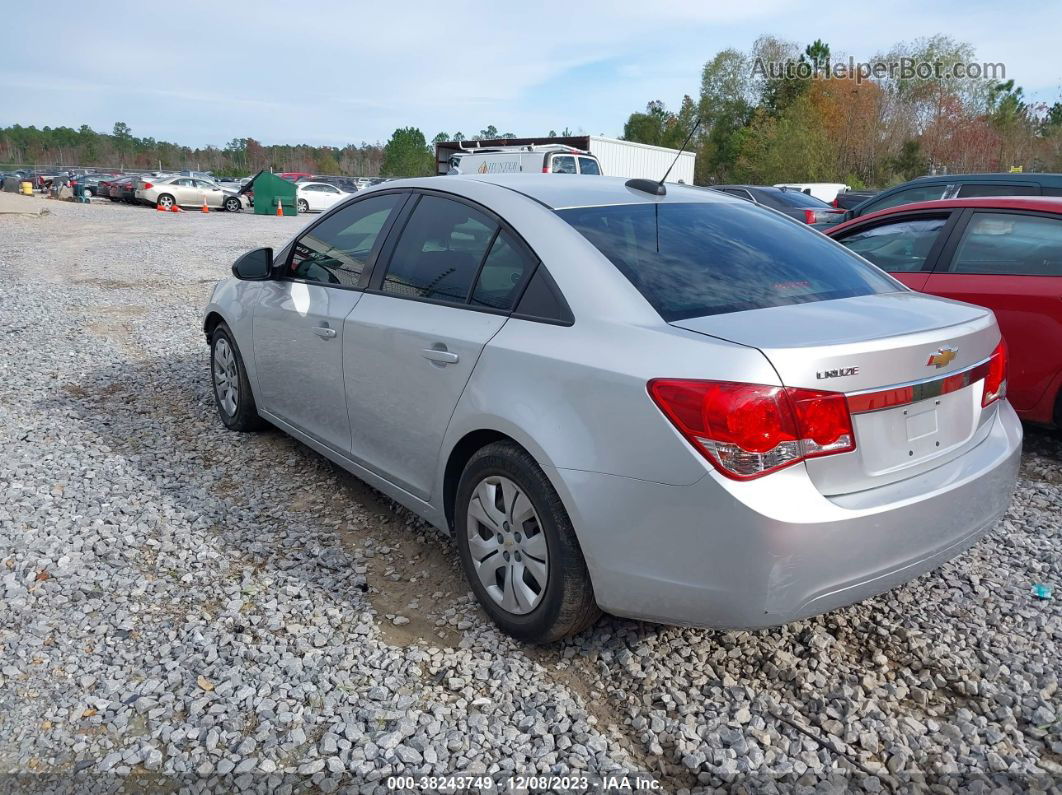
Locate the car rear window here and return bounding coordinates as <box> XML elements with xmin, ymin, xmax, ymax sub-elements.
<box><xmin>557</xmin><ymin>202</ymin><xmax>898</xmax><ymax>320</ymax></box>
<box><xmin>761</xmin><ymin>189</ymin><xmax>832</xmax><ymax>208</ymax></box>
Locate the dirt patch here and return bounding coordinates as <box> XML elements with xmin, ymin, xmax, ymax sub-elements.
<box><xmin>328</xmin><ymin>475</ymin><xmax>466</xmax><ymax>648</ymax></box>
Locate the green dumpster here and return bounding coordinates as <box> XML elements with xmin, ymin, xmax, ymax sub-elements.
<box><xmin>250</xmin><ymin>170</ymin><xmax>298</xmax><ymax>215</ymax></box>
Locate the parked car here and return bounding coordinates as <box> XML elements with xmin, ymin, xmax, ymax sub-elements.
<box><xmin>69</xmin><ymin>174</ymin><xmax>115</xmax><ymax>197</ymax></box>
<box><xmin>108</xmin><ymin>175</ymin><xmax>139</xmax><ymax>203</ymax></box>
<box><xmin>773</xmin><ymin>182</ymin><xmax>851</xmax><ymax>203</ymax></box>
<box><xmin>447</xmin><ymin>144</ymin><xmax>602</xmax><ymax>176</ymax></box>
<box><xmin>137</xmin><ymin>176</ymin><xmax>248</xmax><ymax>211</ymax></box>
<box><xmin>279</xmin><ymin>172</ymin><xmax>312</xmax><ymax>182</ymax></box>
<box><xmin>295</xmin><ymin>181</ymin><xmax>351</xmax><ymax>213</ymax></box>
<box><xmin>828</xmin><ymin>196</ymin><xmax>1062</xmax><ymax>427</ymax></box>
<box><xmin>203</xmin><ymin>174</ymin><xmax>1019</xmax><ymax>643</ymax></box>
<box><xmin>299</xmin><ymin>175</ymin><xmax>361</xmax><ymax>193</ymax></box>
<box><xmin>833</xmin><ymin>189</ymin><xmax>878</xmax><ymax>210</ymax></box>
<box><xmin>846</xmin><ymin>172</ymin><xmax>1062</xmax><ymax>219</ymax></box>
<box><xmin>711</xmin><ymin>185</ymin><xmax>846</xmax><ymax>226</ymax></box>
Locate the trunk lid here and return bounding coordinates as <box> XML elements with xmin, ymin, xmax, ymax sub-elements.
<box><xmin>672</xmin><ymin>292</ymin><xmax>1001</xmax><ymax>495</ymax></box>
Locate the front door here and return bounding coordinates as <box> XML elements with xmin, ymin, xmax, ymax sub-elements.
<box><xmin>251</xmin><ymin>192</ymin><xmax>407</xmax><ymax>452</ymax></box>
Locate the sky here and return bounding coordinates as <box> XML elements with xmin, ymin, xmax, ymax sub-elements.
<box><xmin>3</xmin><ymin>0</ymin><xmax>1061</xmax><ymax>148</ymax></box>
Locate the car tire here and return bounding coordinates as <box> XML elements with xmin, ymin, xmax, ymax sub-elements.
<box><xmin>210</xmin><ymin>323</ymin><xmax>267</xmax><ymax>432</ymax></box>
<box><xmin>455</xmin><ymin>441</ymin><xmax>600</xmax><ymax>643</ymax></box>
<box><xmin>156</xmin><ymin>193</ymin><xmax>176</xmax><ymax>210</ymax></box>
<box><xmin>224</xmin><ymin>197</ymin><xmax>242</xmax><ymax>213</ymax></box>
<box><xmin>297</xmin><ymin>198</ymin><xmax>309</xmax><ymax>213</ymax></box>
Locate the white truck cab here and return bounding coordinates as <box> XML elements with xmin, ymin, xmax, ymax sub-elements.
<box><xmin>447</xmin><ymin>144</ymin><xmax>602</xmax><ymax>176</ymax></box>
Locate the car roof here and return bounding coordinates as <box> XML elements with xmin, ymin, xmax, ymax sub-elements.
<box><xmin>827</xmin><ymin>196</ymin><xmax>1062</xmax><ymax>236</ymax></box>
<box><xmin>899</xmin><ymin>172</ymin><xmax>1062</xmax><ymax>185</ymax></box>
<box><xmin>384</xmin><ymin>174</ymin><xmax>726</xmax><ymax>210</ymax></box>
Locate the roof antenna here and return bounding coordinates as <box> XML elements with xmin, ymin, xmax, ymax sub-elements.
<box><xmin>625</xmin><ymin>117</ymin><xmax>701</xmax><ymax>197</ymax></box>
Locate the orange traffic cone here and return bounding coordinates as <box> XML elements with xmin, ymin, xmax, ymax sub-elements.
<box><xmin>201</xmin><ymin>196</ymin><xmax>210</xmax><ymax>213</ymax></box>
<box><xmin>156</xmin><ymin>202</ymin><xmax>167</xmax><ymax>212</ymax></box>
<box><xmin>276</xmin><ymin>198</ymin><xmax>284</xmax><ymax>217</ymax></box>
<box><xmin>170</xmin><ymin>204</ymin><xmax>183</xmax><ymax>213</ymax></box>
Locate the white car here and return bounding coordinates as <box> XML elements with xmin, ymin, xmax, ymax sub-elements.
<box><xmin>296</xmin><ymin>182</ymin><xmax>350</xmax><ymax>213</ymax></box>
<box><xmin>773</xmin><ymin>182</ymin><xmax>851</xmax><ymax>204</ymax></box>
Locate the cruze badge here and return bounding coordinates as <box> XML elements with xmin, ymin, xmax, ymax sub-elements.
<box><xmin>926</xmin><ymin>346</ymin><xmax>958</xmax><ymax>368</ymax></box>
<box><xmin>817</xmin><ymin>366</ymin><xmax>859</xmax><ymax>380</ymax></box>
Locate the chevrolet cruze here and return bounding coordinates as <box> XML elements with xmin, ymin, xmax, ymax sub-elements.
<box><xmin>203</xmin><ymin>175</ymin><xmax>1021</xmax><ymax>643</ymax></box>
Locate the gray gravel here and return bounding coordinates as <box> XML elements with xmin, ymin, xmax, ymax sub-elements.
<box><xmin>0</xmin><ymin>197</ymin><xmax>1059</xmax><ymax>792</ymax></box>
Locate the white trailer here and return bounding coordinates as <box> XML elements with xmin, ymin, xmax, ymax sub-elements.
<box><xmin>588</xmin><ymin>136</ymin><xmax>695</xmax><ymax>184</ymax></box>
<box><xmin>435</xmin><ymin>135</ymin><xmax>696</xmax><ymax>183</ymax></box>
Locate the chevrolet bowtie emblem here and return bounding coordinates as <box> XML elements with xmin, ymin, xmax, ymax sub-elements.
<box><xmin>926</xmin><ymin>346</ymin><xmax>958</xmax><ymax>368</ymax></box>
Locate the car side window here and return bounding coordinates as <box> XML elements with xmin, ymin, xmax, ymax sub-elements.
<box><xmin>578</xmin><ymin>157</ymin><xmax>601</xmax><ymax>175</ymax></box>
<box><xmin>174</xmin><ymin>178</ymin><xmax>194</xmax><ymax>187</ymax></box>
<box><xmin>862</xmin><ymin>184</ymin><xmax>949</xmax><ymax>214</ymax></box>
<box><xmin>955</xmin><ymin>183</ymin><xmax>1038</xmax><ymax>198</ymax></box>
<box><xmin>835</xmin><ymin>217</ymin><xmax>948</xmax><ymax>272</ymax></box>
<box><xmin>722</xmin><ymin>188</ymin><xmax>754</xmax><ymax>202</ymax></box>
<box><xmin>946</xmin><ymin>212</ymin><xmax>1062</xmax><ymax>276</ymax></box>
<box><xmin>289</xmin><ymin>193</ymin><xmax>402</xmax><ymax>287</ymax></box>
<box><xmin>551</xmin><ymin>156</ymin><xmax>576</xmax><ymax>174</ymax></box>
<box><xmin>381</xmin><ymin>195</ymin><xmax>497</xmax><ymax>303</ymax></box>
<box><xmin>470</xmin><ymin>231</ymin><xmax>534</xmax><ymax>309</ymax></box>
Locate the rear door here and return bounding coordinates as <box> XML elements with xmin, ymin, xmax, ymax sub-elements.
<box><xmin>923</xmin><ymin>209</ymin><xmax>1062</xmax><ymax>414</ymax></box>
<box><xmin>547</xmin><ymin>154</ymin><xmax>577</xmax><ymax>174</ymax></box>
<box><xmin>831</xmin><ymin>211</ymin><xmax>960</xmax><ymax>291</ymax></box>
<box><xmin>252</xmin><ymin>192</ymin><xmax>407</xmax><ymax>452</ymax></box>
<box><xmin>343</xmin><ymin>192</ymin><xmax>536</xmax><ymax>498</ymax></box>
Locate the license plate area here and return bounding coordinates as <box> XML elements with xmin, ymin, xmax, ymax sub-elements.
<box><xmin>852</xmin><ymin>386</ymin><xmax>979</xmax><ymax>477</ymax></box>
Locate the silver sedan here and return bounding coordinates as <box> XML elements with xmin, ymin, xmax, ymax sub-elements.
<box><xmin>202</xmin><ymin>175</ymin><xmax>1021</xmax><ymax>643</ymax></box>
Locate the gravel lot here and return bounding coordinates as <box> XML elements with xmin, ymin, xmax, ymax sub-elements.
<box><xmin>0</xmin><ymin>196</ymin><xmax>1059</xmax><ymax>792</ymax></box>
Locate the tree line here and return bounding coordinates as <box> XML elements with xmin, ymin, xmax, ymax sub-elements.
<box><xmin>622</xmin><ymin>34</ymin><xmax>1062</xmax><ymax>188</ymax></box>
<box><xmin>0</xmin><ymin>122</ymin><xmax>569</xmax><ymax>179</ymax></box>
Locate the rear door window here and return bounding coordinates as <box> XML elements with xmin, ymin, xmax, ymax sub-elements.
<box><xmin>470</xmin><ymin>231</ymin><xmax>534</xmax><ymax>309</ymax></box>
<box><xmin>381</xmin><ymin>195</ymin><xmax>497</xmax><ymax>303</ymax></box>
<box><xmin>558</xmin><ymin>201</ymin><xmax>898</xmax><ymax>320</ymax></box>
<box><xmin>860</xmin><ymin>184</ymin><xmax>949</xmax><ymax>214</ymax></box>
<box><xmin>289</xmin><ymin>193</ymin><xmax>403</xmax><ymax>287</ymax></box>
<box><xmin>577</xmin><ymin>157</ymin><xmax>601</xmax><ymax>175</ymax></box>
<box><xmin>946</xmin><ymin>212</ymin><xmax>1062</xmax><ymax>275</ymax></box>
<box><xmin>955</xmin><ymin>183</ymin><xmax>1038</xmax><ymax>198</ymax></box>
<box><xmin>834</xmin><ymin>216</ymin><xmax>950</xmax><ymax>272</ymax></box>
<box><xmin>550</xmin><ymin>156</ymin><xmax>576</xmax><ymax>174</ymax></box>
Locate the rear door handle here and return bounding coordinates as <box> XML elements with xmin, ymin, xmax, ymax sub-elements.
<box><xmin>312</xmin><ymin>326</ymin><xmax>337</xmax><ymax>339</ymax></box>
<box><xmin>422</xmin><ymin>348</ymin><xmax>459</xmax><ymax>364</ymax></box>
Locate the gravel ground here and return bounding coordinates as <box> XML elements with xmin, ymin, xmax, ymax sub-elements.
<box><xmin>0</xmin><ymin>196</ymin><xmax>1059</xmax><ymax>793</ymax></box>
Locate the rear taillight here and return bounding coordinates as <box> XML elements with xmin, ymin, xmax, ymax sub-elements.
<box><xmin>982</xmin><ymin>340</ymin><xmax>1007</xmax><ymax>407</ymax></box>
<box><xmin>648</xmin><ymin>380</ymin><xmax>855</xmax><ymax>480</ymax></box>
<box><xmin>832</xmin><ymin>198</ymin><xmax>839</xmax><ymax>208</ymax></box>
<box><xmin>142</xmin><ymin>181</ymin><xmax>153</xmax><ymax>190</ymax></box>
<box><xmin>542</xmin><ymin>164</ymin><xmax>550</xmax><ymax>173</ymax></box>
<box><xmin>804</xmin><ymin>209</ymin><xmax>816</xmax><ymax>224</ymax></box>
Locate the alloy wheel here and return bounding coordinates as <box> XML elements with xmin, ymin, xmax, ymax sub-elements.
<box><xmin>466</xmin><ymin>475</ymin><xmax>549</xmax><ymax>615</ymax></box>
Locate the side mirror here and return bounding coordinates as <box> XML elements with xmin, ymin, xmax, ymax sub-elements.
<box><xmin>232</xmin><ymin>247</ymin><xmax>273</xmax><ymax>280</ymax></box>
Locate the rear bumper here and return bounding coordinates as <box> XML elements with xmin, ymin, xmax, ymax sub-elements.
<box><xmin>552</xmin><ymin>401</ymin><xmax>1022</xmax><ymax>629</ymax></box>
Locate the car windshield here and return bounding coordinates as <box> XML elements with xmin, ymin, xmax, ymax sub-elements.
<box><xmin>764</xmin><ymin>190</ymin><xmax>833</xmax><ymax>208</ymax></box>
<box><xmin>557</xmin><ymin>201</ymin><xmax>899</xmax><ymax>320</ymax></box>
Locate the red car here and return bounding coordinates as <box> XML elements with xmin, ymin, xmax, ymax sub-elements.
<box><xmin>828</xmin><ymin>197</ymin><xmax>1062</xmax><ymax>426</ymax></box>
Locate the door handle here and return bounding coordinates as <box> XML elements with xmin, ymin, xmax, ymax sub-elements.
<box><xmin>312</xmin><ymin>326</ymin><xmax>337</xmax><ymax>339</ymax></box>
<box><xmin>422</xmin><ymin>348</ymin><xmax>459</xmax><ymax>365</ymax></box>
